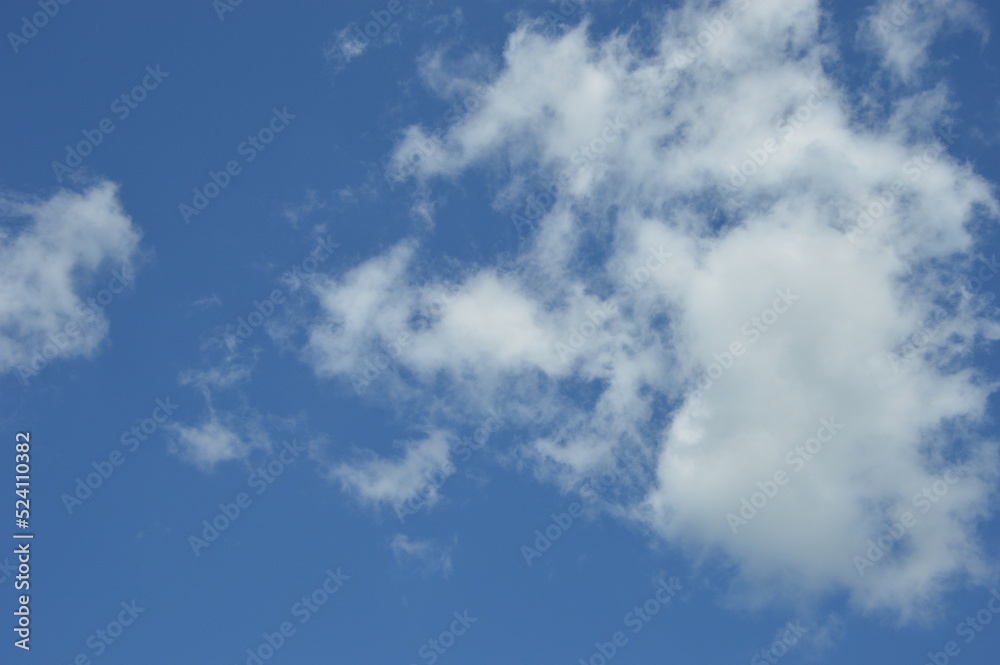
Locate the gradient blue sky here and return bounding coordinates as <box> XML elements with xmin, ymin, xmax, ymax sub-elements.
<box><xmin>3</xmin><ymin>1</ymin><xmax>1000</xmax><ymax>664</ymax></box>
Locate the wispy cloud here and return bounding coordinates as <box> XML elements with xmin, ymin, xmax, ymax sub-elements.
<box><xmin>390</xmin><ymin>534</ymin><xmax>454</xmax><ymax>577</ymax></box>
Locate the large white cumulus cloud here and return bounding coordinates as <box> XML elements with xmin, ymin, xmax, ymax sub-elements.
<box><xmin>299</xmin><ymin>0</ymin><xmax>999</xmax><ymax>618</ymax></box>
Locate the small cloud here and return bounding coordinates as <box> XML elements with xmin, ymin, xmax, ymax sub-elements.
<box><xmin>332</xmin><ymin>431</ymin><xmax>455</xmax><ymax>513</ymax></box>
<box><xmin>282</xmin><ymin>189</ymin><xmax>327</xmax><ymax>226</ymax></box>
<box><xmin>179</xmin><ymin>343</ymin><xmax>257</xmax><ymax>394</ymax></box>
<box><xmin>324</xmin><ymin>25</ymin><xmax>371</xmax><ymax>67</ymax></box>
<box><xmin>390</xmin><ymin>534</ymin><xmax>454</xmax><ymax>577</ymax></box>
<box><xmin>424</xmin><ymin>7</ymin><xmax>464</xmax><ymax>34</ymax></box>
<box><xmin>167</xmin><ymin>408</ymin><xmax>271</xmax><ymax>471</ymax></box>
<box><xmin>192</xmin><ymin>294</ymin><xmax>223</xmax><ymax>310</ymax></box>
<box><xmin>169</xmin><ymin>343</ymin><xmax>293</xmax><ymax>472</ymax></box>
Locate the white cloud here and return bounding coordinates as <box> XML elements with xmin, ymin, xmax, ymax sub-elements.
<box><xmin>192</xmin><ymin>294</ymin><xmax>223</xmax><ymax>310</ymax></box>
<box><xmin>324</xmin><ymin>25</ymin><xmax>371</xmax><ymax>66</ymax></box>
<box><xmin>296</xmin><ymin>0</ymin><xmax>1000</xmax><ymax>619</ymax></box>
<box><xmin>282</xmin><ymin>189</ymin><xmax>326</xmax><ymax>226</ymax></box>
<box><xmin>169</xmin><ymin>344</ymin><xmax>277</xmax><ymax>471</ymax></box>
<box><xmin>390</xmin><ymin>534</ymin><xmax>454</xmax><ymax>577</ymax></box>
<box><xmin>179</xmin><ymin>342</ymin><xmax>258</xmax><ymax>393</ymax></box>
<box><xmin>167</xmin><ymin>409</ymin><xmax>271</xmax><ymax>471</ymax></box>
<box><xmin>333</xmin><ymin>431</ymin><xmax>454</xmax><ymax>512</ymax></box>
<box><xmin>0</xmin><ymin>181</ymin><xmax>142</xmax><ymax>382</ymax></box>
<box><xmin>859</xmin><ymin>0</ymin><xmax>988</xmax><ymax>82</ymax></box>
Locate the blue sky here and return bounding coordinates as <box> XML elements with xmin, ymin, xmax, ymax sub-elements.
<box><xmin>3</xmin><ymin>0</ymin><xmax>1000</xmax><ymax>663</ymax></box>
